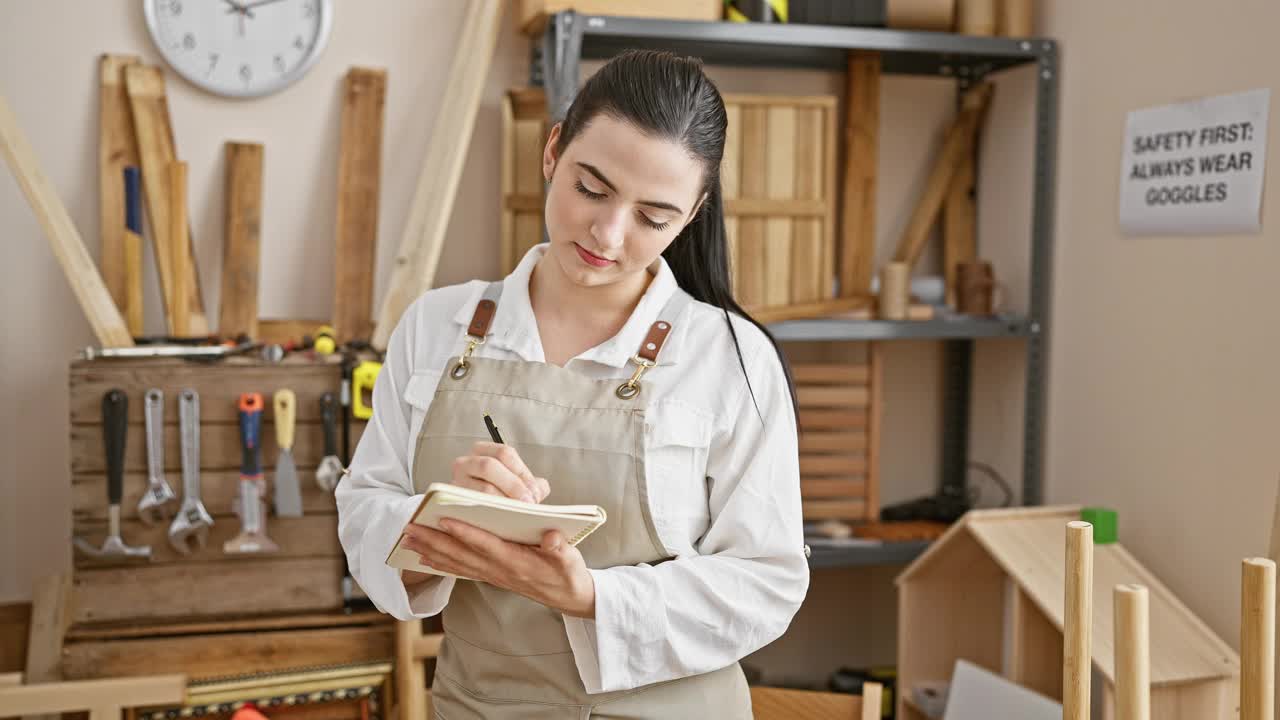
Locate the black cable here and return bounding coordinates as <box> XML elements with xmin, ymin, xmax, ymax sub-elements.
<box><xmin>967</xmin><ymin>461</ymin><xmax>1013</xmax><ymax>508</ymax></box>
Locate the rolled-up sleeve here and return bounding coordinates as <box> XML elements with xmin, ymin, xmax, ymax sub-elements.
<box><xmin>335</xmin><ymin>298</ymin><xmax>456</xmax><ymax>620</ymax></box>
<box><xmin>563</xmin><ymin>341</ymin><xmax>809</xmax><ymax>693</ymax></box>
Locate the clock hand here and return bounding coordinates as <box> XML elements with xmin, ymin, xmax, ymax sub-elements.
<box><xmin>239</xmin><ymin>0</ymin><xmax>289</xmax><ymax>11</ymax></box>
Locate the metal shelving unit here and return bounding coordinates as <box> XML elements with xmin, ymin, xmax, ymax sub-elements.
<box><xmin>533</xmin><ymin>12</ymin><xmax>1058</xmax><ymax>569</ymax></box>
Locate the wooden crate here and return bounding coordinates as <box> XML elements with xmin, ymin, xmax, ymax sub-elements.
<box><xmin>517</xmin><ymin>0</ymin><xmax>723</xmax><ymax>34</ymax></box>
<box><xmin>68</xmin><ymin>355</ymin><xmax>367</xmax><ymax>628</ymax></box>
<box><xmin>500</xmin><ymin>88</ymin><xmax>551</xmax><ymax>275</ymax></box>
<box><xmin>723</xmin><ymin>93</ymin><xmax>839</xmax><ymax>315</ymax></box>
<box><xmin>499</xmin><ymin>90</ymin><xmax>839</xmax><ymax>321</ymax></box>
<box><xmin>794</xmin><ymin>346</ymin><xmax>882</xmax><ymax>523</ymax></box>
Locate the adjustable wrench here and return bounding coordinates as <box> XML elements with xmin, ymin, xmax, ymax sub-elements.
<box><xmin>137</xmin><ymin>389</ymin><xmax>178</xmax><ymax>525</ymax></box>
<box><xmin>168</xmin><ymin>388</ymin><xmax>214</xmax><ymax>554</ymax></box>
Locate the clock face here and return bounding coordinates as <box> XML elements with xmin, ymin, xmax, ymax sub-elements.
<box><xmin>144</xmin><ymin>0</ymin><xmax>333</xmax><ymax>98</ymax></box>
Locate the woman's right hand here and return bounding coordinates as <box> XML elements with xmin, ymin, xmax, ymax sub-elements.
<box><xmin>451</xmin><ymin>441</ymin><xmax>550</xmax><ymax>504</ymax></box>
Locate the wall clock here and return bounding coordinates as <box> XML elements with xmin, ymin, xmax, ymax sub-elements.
<box><xmin>143</xmin><ymin>0</ymin><xmax>333</xmax><ymax>98</ymax></box>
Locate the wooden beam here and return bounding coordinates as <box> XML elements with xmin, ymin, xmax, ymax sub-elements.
<box><xmin>0</xmin><ymin>95</ymin><xmax>133</xmax><ymax>348</ymax></box>
<box><xmin>23</xmin><ymin>572</ymin><xmax>73</xmax><ymax>720</ymax></box>
<box><xmin>333</xmin><ymin>67</ymin><xmax>388</xmax><ymax>344</ymax></box>
<box><xmin>1</xmin><ymin>675</ymin><xmax>186</xmax><ymax>717</ymax></box>
<box><xmin>221</xmin><ymin>142</ymin><xmax>264</xmax><ymax>340</ymax></box>
<box><xmin>124</xmin><ymin>65</ymin><xmax>208</xmax><ymax>335</ymax></box>
<box><xmin>169</xmin><ymin>160</ymin><xmax>189</xmax><ymax>336</ymax></box>
<box><xmin>98</xmin><ymin>54</ymin><xmax>142</xmax><ymax>332</ymax></box>
<box><xmin>892</xmin><ymin>82</ymin><xmax>993</xmax><ymax>269</ymax></box>
<box><xmin>371</xmin><ymin>0</ymin><xmax>505</xmax><ymax>350</ymax></box>
<box><xmin>840</xmin><ymin>52</ymin><xmax>879</xmax><ymax>297</ymax></box>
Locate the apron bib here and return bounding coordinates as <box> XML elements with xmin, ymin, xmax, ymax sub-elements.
<box><xmin>410</xmin><ymin>282</ymin><xmax>752</xmax><ymax>719</ymax></box>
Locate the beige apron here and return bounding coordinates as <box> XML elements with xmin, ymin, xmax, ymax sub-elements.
<box><xmin>410</xmin><ymin>282</ymin><xmax>753</xmax><ymax>719</ymax></box>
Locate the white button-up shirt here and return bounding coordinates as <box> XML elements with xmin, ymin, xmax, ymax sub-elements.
<box><xmin>336</xmin><ymin>243</ymin><xmax>809</xmax><ymax>694</ymax></box>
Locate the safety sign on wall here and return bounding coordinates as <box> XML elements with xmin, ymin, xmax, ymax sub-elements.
<box><xmin>1119</xmin><ymin>88</ymin><xmax>1270</xmax><ymax>235</ymax></box>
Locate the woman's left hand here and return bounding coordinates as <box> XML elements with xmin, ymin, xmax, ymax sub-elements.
<box><xmin>400</xmin><ymin>519</ymin><xmax>596</xmax><ymax>618</ymax></box>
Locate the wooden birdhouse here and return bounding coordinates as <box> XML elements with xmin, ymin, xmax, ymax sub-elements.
<box><xmin>895</xmin><ymin>506</ymin><xmax>1240</xmax><ymax>720</ymax></box>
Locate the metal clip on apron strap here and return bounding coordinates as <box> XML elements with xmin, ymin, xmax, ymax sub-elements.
<box><xmin>616</xmin><ymin>290</ymin><xmax>690</xmax><ymax>400</ymax></box>
<box><xmin>451</xmin><ymin>283</ymin><xmax>504</xmax><ymax>380</ymax></box>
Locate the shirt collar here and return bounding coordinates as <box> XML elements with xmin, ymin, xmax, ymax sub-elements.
<box><xmin>453</xmin><ymin>243</ymin><xmax>687</xmax><ymax>369</ymax></box>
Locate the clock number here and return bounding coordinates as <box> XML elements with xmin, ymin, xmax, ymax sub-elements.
<box><xmin>274</xmin><ymin>55</ymin><xmax>286</xmax><ymax>74</ymax></box>
<box><xmin>182</xmin><ymin>32</ymin><xmax>196</xmax><ymax>51</ymax></box>
<box><xmin>207</xmin><ymin>53</ymin><xmax>219</xmax><ymax>77</ymax></box>
<box><xmin>169</xmin><ymin>0</ymin><xmax>183</xmax><ymax>16</ymax></box>
<box><xmin>293</xmin><ymin>35</ymin><xmax>305</xmax><ymax>51</ymax></box>
<box><xmin>240</xmin><ymin>64</ymin><xmax>252</xmax><ymax>86</ymax></box>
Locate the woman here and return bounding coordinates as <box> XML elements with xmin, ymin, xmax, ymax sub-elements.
<box><xmin>336</xmin><ymin>49</ymin><xmax>809</xmax><ymax>718</ymax></box>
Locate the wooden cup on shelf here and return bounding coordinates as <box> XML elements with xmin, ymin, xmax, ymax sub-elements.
<box><xmin>878</xmin><ymin>262</ymin><xmax>910</xmax><ymax>320</ymax></box>
<box><xmin>956</xmin><ymin>260</ymin><xmax>1001</xmax><ymax>316</ymax></box>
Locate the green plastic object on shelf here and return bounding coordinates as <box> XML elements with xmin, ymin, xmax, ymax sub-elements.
<box><xmin>1081</xmin><ymin>507</ymin><xmax>1118</xmax><ymax>544</ymax></box>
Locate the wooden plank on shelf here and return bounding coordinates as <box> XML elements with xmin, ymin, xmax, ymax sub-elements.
<box><xmin>800</xmin><ymin>455</ymin><xmax>868</xmax><ymax>476</ymax></box>
<box><xmin>168</xmin><ymin>160</ymin><xmax>189</xmax><ymax>336</ymax></box>
<box><xmin>66</xmin><ymin>609</ymin><xmax>386</xmax><ymax>641</ymax></box>
<box><xmin>892</xmin><ymin>82</ymin><xmax>993</xmax><ymax>269</ymax></box>
<box><xmin>748</xmin><ymin>296</ymin><xmax>869</xmax><ymax>324</ymax></box>
<box><xmin>944</xmin><ymin>145</ymin><xmax>977</xmax><ymax>307</ymax></box>
<box><xmin>69</xmin><ymin>420</ymin><xmax>365</xmax><ymax>474</ymax></box>
<box><xmin>500</xmin><ymin>92</ymin><xmax>516</xmax><ymax>276</ymax></box>
<box><xmin>372</xmin><ymin>0</ymin><xmax>505</xmax><ymax>350</ymax></box>
<box><xmin>867</xmin><ymin>343</ymin><xmax>883</xmax><ymax>519</ymax></box>
<box><xmin>802</xmin><ymin>499</ymin><xmax>868</xmax><ymax>520</ymax></box>
<box><xmin>799</xmin><ymin>408</ymin><xmax>868</xmax><ymax>431</ymax></box>
<box><xmin>69</xmin><ymin>362</ymin><xmax>342</xmax><ymax>424</ymax></box>
<box><xmin>73</xmin><ymin>515</ymin><xmax>341</xmax><ymax>569</ymax></box>
<box><xmin>221</xmin><ymin>142</ymin><xmax>264</xmax><ymax>340</ymax></box>
<box><xmin>333</xmin><ymin>67</ymin><xmax>387</xmax><ymax>344</ymax></box>
<box><xmin>98</xmin><ymin>54</ymin><xmax>142</xmax><ymax>334</ymax></box>
<box><xmin>25</xmin><ymin>573</ymin><xmax>73</xmax><ymax>686</ymax></box>
<box><xmin>796</xmin><ymin>386</ymin><xmax>869</xmax><ymax>408</ymax></box>
<box><xmin>724</xmin><ymin>198</ymin><xmax>826</xmax><ymax>217</ymax></box>
<box><xmin>73</xmin><ymin>469</ymin><xmax>336</xmax><ymax>524</ymax></box>
<box><xmin>736</xmin><ymin>105</ymin><xmax>767</xmax><ymax>307</ymax></box>
<box><xmin>124</xmin><ymin>65</ymin><xmax>208</xmax><ymax>335</ymax></box>
<box><xmin>793</xmin><ymin>364</ymin><xmax>871</xmax><ymax>384</ymax></box>
<box><xmin>841</xmin><ymin>52</ymin><xmax>880</xmax><ymax>298</ymax></box>
<box><xmin>799</xmin><ymin>431</ymin><xmax>869</xmax><ymax>453</ymax></box>
<box><xmin>0</xmin><ymin>94</ymin><xmax>133</xmax><ymax>348</ymax></box>
<box><xmin>72</xmin><ymin>557</ymin><xmax>345</xmax><ymax>625</ymax></box>
<box><xmin>791</xmin><ymin>106</ymin><xmax>824</xmax><ymax>304</ymax></box>
<box><xmin>62</xmin><ymin>622</ymin><xmax>392</xmax><ymax>681</ymax></box>
<box><xmin>801</xmin><ymin>479</ymin><xmax>868</xmax><ymax>498</ymax></box>
<box><xmin>764</xmin><ymin>105</ymin><xmax>796</xmax><ymax>308</ymax></box>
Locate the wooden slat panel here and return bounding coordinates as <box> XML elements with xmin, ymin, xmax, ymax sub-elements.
<box><xmin>799</xmin><ymin>408</ymin><xmax>868</xmax><ymax>430</ymax></box>
<box><xmin>800</xmin><ymin>478</ymin><xmax>867</xmax><ymax>499</ymax></box>
<box><xmin>793</xmin><ymin>364</ymin><xmax>870</xmax><ymax>384</ymax></box>
<box><xmin>723</xmin><ymin>93</ymin><xmax>838</xmax><ymax>108</ymax></box>
<box><xmin>66</xmin><ymin>609</ymin><xmax>385</xmax><ymax>641</ymax></box>
<box><xmin>724</xmin><ymin>198</ymin><xmax>826</xmax><ymax>216</ymax></box>
<box><xmin>70</xmin><ymin>421</ymin><xmax>366</xmax><ymax>473</ymax></box>
<box><xmin>332</xmin><ymin>67</ymin><xmax>387</xmax><ymax>344</ymax></box>
<box><xmin>800</xmin><ymin>455</ymin><xmax>867</xmax><ymax>476</ymax></box>
<box><xmin>796</xmin><ymin>386</ymin><xmax>869</xmax><ymax>408</ymax></box>
<box><xmin>514</xmin><ymin>117</ymin><xmax>544</xmax><ymax>197</ymax></box>
<box><xmin>764</xmin><ymin>105</ymin><xmax>796</xmax><ymax>308</ymax></box>
<box><xmin>802</xmin><ymin>499</ymin><xmax>867</xmax><ymax>520</ymax></box>
<box><xmin>737</xmin><ymin>106</ymin><xmax>767</xmax><ymax>306</ymax></box>
<box><xmin>69</xmin><ymin>364</ymin><xmax>343</xmax><ymax>423</ymax></box>
<box><xmin>721</xmin><ymin>102</ymin><xmax>741</xmax><ymax>200</ymax></box>
<box><xmin>791</xmin><ymin>106</ymin><xmax>825</xmax><ymax>304</ymax></box>
<box><xmin>799</xmin><ymin>431</ymin><xmax>868</xmax><ymax>453</ymax></box>
<box><xmin>72</xmin><ymin>557</ymin><xmax>344</xmax><ymax>625</ymax></box>
<box><xmin>516</xmin><ymin>212</ymin><xmax>543</xmax><ymax>261</ymax></box>
<box><xmin>62</xmin><ymin>623</ymin><xmax>392</xmax><ymax>681</ymax></box>
<box><xmin>73</xmin><ymin>469</ymin><xmax>338</xmax><ymax>523</ymax></box>
<box><xmin>866</xmin><ymin>343</ymin><xmax>883</xmax><ymax>522</ymax></box>
<box><xmin>73</xmin><ymin>515</ymin><xmax>341</xmax><ymax>569</ymax></box>
<box><xmin>500</xmin><ymin>92</ymin><xmax>516</xmax><ymax>275</ymax></box>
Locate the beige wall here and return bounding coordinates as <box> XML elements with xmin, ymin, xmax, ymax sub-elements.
<box><xmin>1038</xmin><ymin>0</ymin><xmax>1279</xmax><ymax>654</ymax></box>
<box><xmin>3</xmin><ymin>0</ymin><xmax>1274</xmax><ymax>692</ymax></box>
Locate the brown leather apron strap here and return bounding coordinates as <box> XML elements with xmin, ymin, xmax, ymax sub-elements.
<box><xmin>616</xmin><ymin>290</ymin><xmax>691</xmax><ymax>400</ymax></box>
<box><xmin>451</xmin><ymin>283</ymin><xmax>504</xmax><ymax>380</ymax></box>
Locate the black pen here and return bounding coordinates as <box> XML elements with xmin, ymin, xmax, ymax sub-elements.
<box><xmin>483</xmin><ymin>412</ymin><xmax>504</xmax><ymax>444</ymax></box>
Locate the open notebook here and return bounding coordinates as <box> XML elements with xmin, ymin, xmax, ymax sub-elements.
<box><xmin>385</xmin><ymin>482</ymin><xmax>608</xmax><ymax>578</ymax></box>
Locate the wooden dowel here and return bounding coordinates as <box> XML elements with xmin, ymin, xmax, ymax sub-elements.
<box><xmin>1063</xmin><ymin>520</ymin><xmax>1093</xmax><ymax>720</ymax></box>
<box><xmin>1242</xmin><ymin>557</ymin><xmax>1276</xmax><ymax>720</ymax></box>
<box><xmin>1114</xmin><ymin>584</ymin><xmax>1149</xmax><ymax>720</ymax></box>
<box><xmin>168</xmin><ymin>160</ymin><xmax>189</xmax><ymax>337</ymax></box>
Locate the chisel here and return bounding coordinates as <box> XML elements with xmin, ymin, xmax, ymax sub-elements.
<box><xmin>272</xmin><ymin>388</ymin><xmax>302</xmax><ymax>516</ymax></box>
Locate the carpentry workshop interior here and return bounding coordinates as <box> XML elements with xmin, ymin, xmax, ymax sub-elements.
<box><xmin>2</xmin><ymin>0</ymin><xmax>1277</xmax><ymax>718</ymax></box>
